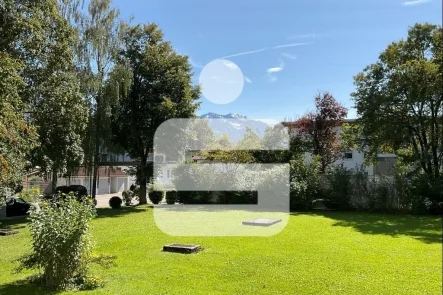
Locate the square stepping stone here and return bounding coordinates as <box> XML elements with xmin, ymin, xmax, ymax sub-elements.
<box><xmin>163</xmin><ymin>244</ymin><xmax>201</xmax><ymax>254</ymax></box>
<box><xmin>242</xmin><ymin>218</ymin><xmax>282</xmax><ymax>227</ymax></box>
<box><xmin>0</xmin><ymin>229</ymin><xmax>18</xmax><ymax>236</ymax></box>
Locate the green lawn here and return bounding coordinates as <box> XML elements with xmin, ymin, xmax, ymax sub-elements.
<box><xmin>0</xmin><ymin>206</ymin><xmax>441</xmax><ymax>295</ymax></box>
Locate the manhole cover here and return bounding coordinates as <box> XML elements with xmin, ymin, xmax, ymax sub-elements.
<box><xmin>242</xmin><ymin>218</ymin><xmax>282</xmax><ymax>227</ymax></box>
<box><xmin>163</xmin><ymin>244</ymin><xmax>202</xmax><ymax>254</ymax></box>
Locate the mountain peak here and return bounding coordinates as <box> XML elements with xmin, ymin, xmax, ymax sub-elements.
<box><xmin>201</xmin><ymin>112</ymin><xmax>247</xmax><ymax>119</ymax></box>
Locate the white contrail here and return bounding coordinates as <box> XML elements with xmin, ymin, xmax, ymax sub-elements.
<box><xmin>221</xmin><ymin>42</ymin><xmax>311</xmax><ymax>59</ymax></box>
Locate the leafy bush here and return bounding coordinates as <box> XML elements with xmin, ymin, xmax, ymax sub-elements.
<box><xmin>55</xmin><ymin>185</ymin><xmax>88</xmax><ymax>198</ymax></box>
<box><xmin>151</xmin><ymin>183</ymin><xmax>164</xmax><ymax>191</ymax></box>
<box><xmin>149</xmin><ymin>191</ymin><xmax>163</xmax><ymax>204</ymax></box>
<box><xmin>410</xmin><ymin>174</ymin><xmax>443</xmax><ymax>215</ymax></box>
<box><xmin>289</xmin><ymin>156</ymin><xmax>321</xmax><ymax>211</ymax></box>
<box><xmin>177</xmin><ymin>191</ymin><xmax>214</xmax><ymax>204</ymax></box>
<box><xmin>109</xmin><ymin>196</ymin><xmax>122</xmax><ymax>209</ymax></box>
<box><xmin>0</xmin><ymin>187</ymin><xmax>13</xmax><ymax>207</ymax></box>
<box><xmin>350</xmin><ymin>168</ymin><xmax>376</xmax><ymax>210</ymax></box>
<box><xmin>122</xmin><ymin>190</ymin><xmax>133</xmax><ymax>206</ymax></box>
<box><xmin>68</xmin><ymin>185</ymin><xmax>88</xmax><ymax>197</ymax></box>
<box><xmin>55</xmin><ymin>185</ymin><xmax>69</xmax><ymax>194</ymax></box>
<box><xmin>324</xmin><ymin>165</ymin><xmax>353</xmax><ymax>210</ymax></box>
<box><xmin>165</xmin><ymin>191</ymin><xmax>177</xmax><ymax>204</ymax></box>
<box><xmin>18</xmin><ymin>194</ymin><xmax>96</xmax><ymax>290</ymax></box>
<box><xmin>17</xmin><ymin>187</ymin><xmax>41</xmax><ymax>203</ymax></box>
<box><xmin>177</xmin><ymin>191</ymin><xmax>198</xmax><ymax>204</ymax></box>
<box><xmin>133</xmin><ymin>186</ymin><xmax>140</xmax><ymax>197</ymax></box>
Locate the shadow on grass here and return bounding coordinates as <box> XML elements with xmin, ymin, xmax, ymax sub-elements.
<box><xmin>0</xmin><ymin>277</ymin><xmax>57</xmax><ymax>295</ymax></box>
<box><xmin>297</xmin><ymin>211</ymin><xmax>442</xmax><ymax>244</ymax></box>
<box><xmin>95</xmin><ymin>205</ymin><xmax>150</xmax><ymax>219</ymax></box>
<box><xmin>0</xmin><ymin>216</ymin><xmax>29</xmax><ymax>230</ymax></box>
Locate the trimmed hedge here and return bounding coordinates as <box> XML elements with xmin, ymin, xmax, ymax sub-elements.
<box><xmin>109</xmin><ymin>196</ymin><xmax>122</xmax><ymax>209</ymax></box>
<box><xmin>149</xmin><ymin>191</ymin><xmax>163</xmax><ymax>205</ymax></box>
<box><xmin>165</xmin><ymin>191</ymin><xmax>177</xmax><ymax>204</ymax></box>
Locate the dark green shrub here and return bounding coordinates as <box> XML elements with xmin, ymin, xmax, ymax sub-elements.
<box><xmin>68</xmin><ymin>185</ymin><xmax>88</xmax><ymax>197</ymax></box>
<box><xmin>217</xmin><ymin>191</ymin><xmax>257</xmax><ymax>204</ymax></box>
<box><xmin>55</xmin><ymin>186</ymin><xmax>70</xmax><ymax>194</ymax></box>
<box><xmin>410</xmin><ymin>174</ymin><xmax>443</xmax><ymax>215</ymax></box>
<box><xmin>177</xmin><ymin>191</ymin><xmax>198</xmax><ymax>204</ymax></box>
<box><xmin>165</xmin><ymin>191</ymin><xmax>177</xmax><ymax>204</ymax></box>
<box><xmin>372</xmin><ymin>179</ymin><xmax>391</xmax><ymax>211</ymax></box>
<box><xmin>289</xmin><ymin>156</ymin><xmax>321</xmax><ymax>211</ymax></box>
<box><xmin>149</xmin><ymin>191</ymin><xmax>163</xmax><ymax>204</ymax></box>
<box><xmin>17</xmin><ymin>194</ymin><xmax>96</xmax><ymax>290</ymax></box>
<box><xmin>55</xmin><ymin>185</ymin><xmax>88</xmax><ymax>200</ymax></box>
<box><xmin>324</xmin><ymin>165</ymin><xmax>353</xmax><ymax>210</ymax></box>
<box><xmin>109</xmin><ymin>196</ymin><xmax>122</xmax><ymax>209</ymax></box>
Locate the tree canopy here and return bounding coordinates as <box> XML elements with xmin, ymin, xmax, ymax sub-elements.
<box><xmin>351</xmin><ymin>23</ymin><xmax>442</xmax><ymax>179</ymax></box>
<box><xmin>112</xmin><ymin>23</ymin><xmax>200</xmax><ymax>204</ymax></box>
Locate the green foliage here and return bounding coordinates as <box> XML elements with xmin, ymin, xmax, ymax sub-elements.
<box><xmin>112</xmin><ymin>23</ymin><xmax>201</xmax><ymax>204</ymax></box>
<box><xmin>73</xmin><ymin>0</ymin><xmax>124</xmax><ymax>198</ymax></box>
<box><xmin>55</xmin><ymin>185</ymin><xmax>88</xmax><ymax>198</ymax></box>
<box><xmin>17</xmin><ymin>188</ymin><xmax>42</xmax><ymax>203</ymax></box>
<box><xmin>0</xmin><ymin>187</ymin><xmax>13</xmax><ymax>207</ymax></box>
<box><xmin>18</xmin><ymin>194</ymin><xmax>96</xmax><ymax>290</ymax></box>
<box><xmin>0</xmin><ymin>53</ymin><xmax>38</xmax><ymax>187</ymax></box>
<box><xmin>122</xmin><ymin>190</ymin><xmax>133</xmax><ymax>206</ymax></box>
<box><xmin>290</xmin><ymin>156</ymin><xmax>322</xmax><ymax>211</ymax></box>
<box><xmin>1</xmin><ymin>0</ymin><xmax>88</xmax><ymax>190</ymax></box>
<box><xmin>165</xmin><ymin>191</ymin><xmax>177</xmax><ymax>204</ymax></box>
<box><xmin>351</xmin><ymin>23</ymin><xmax>442</xmax><ymax>179</ymax></box>
<box><xmin>324</xmin><ymin>165</ymin><xmax>354</xmax><ymax>210</ymax></box>
<box><xmin>149</xmin><ymin>191</ymin><xmax>163</xmax><ymax>205</ymax></box>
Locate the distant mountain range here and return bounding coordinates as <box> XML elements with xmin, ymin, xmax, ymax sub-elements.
<box><xmin>199</xmin><ymin>113</ymin><xmax>271</xmax><ymax>142</ymax></box>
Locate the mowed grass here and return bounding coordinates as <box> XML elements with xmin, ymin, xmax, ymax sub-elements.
<box><xmin>0</xmin><ymin>206</ymin><xmax>441</xmax><ymax>295</ymax></box>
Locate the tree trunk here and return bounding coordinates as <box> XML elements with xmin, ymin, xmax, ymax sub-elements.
<box><xmin>138</xmin><ymin>156</ymin><xmax>148</xmax><ymax>204</ymax></box>
<box><xmin>51</xmin><ymin>170</ymin><xmax>57</xmax><ymax>194</ymax></box>
<box><xmin>92</xmin><ymin>98</ymin><xmax>101</xmax><ymax>200</ymax></box>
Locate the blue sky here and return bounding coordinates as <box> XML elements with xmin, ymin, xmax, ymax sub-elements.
<box><xmin>112</xmin><ymin>0</ymin><xmax>441</xmax><ymax>123</ymax></box>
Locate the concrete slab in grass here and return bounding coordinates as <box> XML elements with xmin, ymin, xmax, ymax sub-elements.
<box><xmin>242</xmin><ymin>218</ymin><xmax>282</xmax><ymax>227</ymax></box>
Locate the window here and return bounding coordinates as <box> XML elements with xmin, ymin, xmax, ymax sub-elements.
<box><xmin>167</xmin><ymin>170</ymin><xmax>170</xmax><ymax>178</ymax></box>
<box><xmin>344</xmin><ymin>152</ymin><xmax>353</xmax><ymax>159</ymax></box>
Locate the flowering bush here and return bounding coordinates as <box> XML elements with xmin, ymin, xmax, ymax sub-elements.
<box><xmin>18</xmin><ymin>194</ymin><xmax>96</xmax><ymax>290</ymax></box>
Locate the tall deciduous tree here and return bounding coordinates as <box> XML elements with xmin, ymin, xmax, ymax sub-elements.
<box><xmin>0</xmin><ymin>0</ymin><xmax>88</xmax><ymax>191</ymax></box>
<box><xmin>112</xmin><ymin>23</ymin><xmax>200</xmax><ymax>204</ymax></box>
<box><xmin>351</xmin><ymin>23</ymin><xmax>442</xmax><ymax>179</ymax></box>
<box><xmin>0</xmin><ymin>53</ymin><xmax>38</xmax><ymax>188</ymax></box>
<box><xmin>74</xmin><ymin>0</ymin><xmax>123</xmax><ymax>198</ymax></box>
<box><xmin>286</xmin><ymin>92</ymin><xmax>348</xmax><ymax>172</ymax></box>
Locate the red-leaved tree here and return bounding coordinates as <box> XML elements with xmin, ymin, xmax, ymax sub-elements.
<box><xmin>287</xmin><ymin>92</ymin><xmax>348</xmax><ymax>173</ymax></box>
